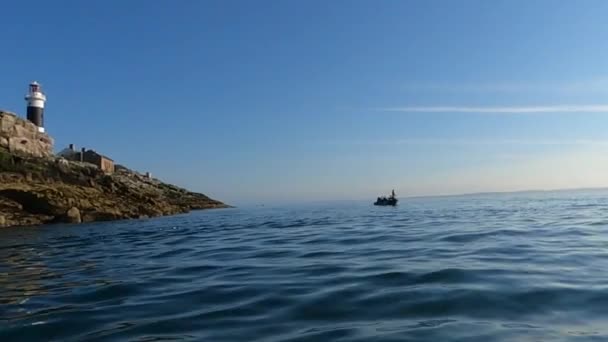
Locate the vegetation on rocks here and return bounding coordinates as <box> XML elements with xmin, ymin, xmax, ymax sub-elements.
<box><xmin>0</xmin><ymin>148</ymin><xmax>228</xmax><ymax>228</ymax></box>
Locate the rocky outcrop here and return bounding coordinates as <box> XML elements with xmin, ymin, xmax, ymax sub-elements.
<box><xmin>0</xmin><ymin>149</ymin><xmax>229</xmax><ymax>228</ymax></box>
<box><xmin>0</xmin><ymin>111</ymin><xmax>54</xmax><ymax>158</ymax></box>
<box><xmin>65</xmin><ymin>207</ymin><xmax>81</xmax><ymax>223</ymax></box>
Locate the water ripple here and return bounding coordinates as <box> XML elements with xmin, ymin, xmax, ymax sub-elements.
<box><xmin>3</xmin><ymin>192</ymin><xmax>608</xmax><ymax>340</ymax></box>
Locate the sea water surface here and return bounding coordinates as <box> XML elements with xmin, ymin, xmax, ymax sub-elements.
<box><xmin>3</xmin><ymin>190</ymin><xmax>608</xmax><ymax>341</ymax></box>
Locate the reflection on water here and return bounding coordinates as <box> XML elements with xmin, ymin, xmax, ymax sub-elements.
<box><xmin>0</xmin><ymin>244</ymin><xmax>51</xmax><ymax>306</ymax></box>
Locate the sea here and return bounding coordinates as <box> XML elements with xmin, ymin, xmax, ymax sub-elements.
<box><xmin>2</xmin><ymin>189</ymin><xmax>608</xmax><ymax>341</ymax></box>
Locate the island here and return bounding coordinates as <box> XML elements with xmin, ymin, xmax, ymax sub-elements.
<box><xmin>0</xmin><ymin>110</ymin><xmax>229</xmax><ymax>228</ymax></box>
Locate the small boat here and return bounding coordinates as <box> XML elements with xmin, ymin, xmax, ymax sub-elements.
<box><xmin>374</xmin><ymin>189</ymin><xmax>398</xmax><ymax>206</ymax></box>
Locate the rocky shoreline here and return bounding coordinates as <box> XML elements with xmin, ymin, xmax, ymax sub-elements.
<box><xmin>0</xmin><ymin>109</ymin><xmax>228</xmax><ymax>228</ymax></box>
<box><xmin>0</xmin><ymin>149</ymin><xmax>229</xmax><ymax>228</ymax></box>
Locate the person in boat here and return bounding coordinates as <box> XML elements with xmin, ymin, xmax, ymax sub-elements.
<box><xmin>390</xmin><ymin>189</ymin><xmax>396</xmax><ymax>199</ymax></box>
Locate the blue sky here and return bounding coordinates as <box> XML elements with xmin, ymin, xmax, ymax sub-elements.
<box><xmin>3</xmin><ymin>1</ymin><xmax>608</xmax><ymax>204</ymax></box>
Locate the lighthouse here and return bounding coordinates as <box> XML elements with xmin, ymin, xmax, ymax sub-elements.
<box><xmin>24</xmin><ymin>81</ymin><xmax>47</xmax><ymax>133</ymax></box>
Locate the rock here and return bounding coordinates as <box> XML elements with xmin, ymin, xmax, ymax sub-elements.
<box><xmin>79</xmin><ymin>198</ymin><xmax>92</xmax><ymax>208</ymax></box>
<box><xmin>81</xmin><ymin>212</ymin><xmax>96</xmax><ymax>223</ymax></box>
<box><xmin>0</xmin><ymin>111</ymin><xmax>54</xmax><ymax>158</ymax></box>
<box><xmin>0</xmin><ymin>215</ymin><xmax>5</xmax><ymax>227</ymax></box>
<box><xmin>65</xmin><ymin>207</ymin><xmax>81</xmax><ymax>223</ymax></box>
<box><xmin>0</xmin><ymin>147</ymin><xmax>228</xmax><ymax>228</ymax></box>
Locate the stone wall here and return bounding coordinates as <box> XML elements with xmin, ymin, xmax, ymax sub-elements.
<box><xmin>0</xmin><ymin>111</ymin><xmax>54</xmax><ymax>158</ymax></box>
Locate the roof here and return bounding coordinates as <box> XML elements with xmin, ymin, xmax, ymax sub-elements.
<box><xmin>83</xmin><ymin>149</ymin><xmax>114</xmax><ymax>162</ymax></box>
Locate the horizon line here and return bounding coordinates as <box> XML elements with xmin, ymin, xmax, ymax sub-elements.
<box><xmin>235</xmin><ymin>186</ymin><xmax>608</xmax><ymax>206</ymax></box>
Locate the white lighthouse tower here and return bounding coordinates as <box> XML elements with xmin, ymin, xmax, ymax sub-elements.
<box><xmin>24</xmin><ymin>81</ymin><xmax>47</xmax><ymax>133</ymax></box>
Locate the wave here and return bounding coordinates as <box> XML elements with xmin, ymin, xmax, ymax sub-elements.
<box><xmin>2</xmin><ymin>194</ymin><xmax>608</xmax><ymax>340</ymax></box>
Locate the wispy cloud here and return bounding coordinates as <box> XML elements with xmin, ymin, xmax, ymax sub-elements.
<box><xmin>379</xmin><ymin>105</ymin><xmax>608</xmax><ymax>114</ymax></box>
<box><xmin>400</xmin><ymin>79</ymin><xmax>608</xmax><ymax>94</ymax></box>
<box><xmin>326</xmin><ymin>139</ymin><xmax>608</xmax><ymax>146</ymax></box>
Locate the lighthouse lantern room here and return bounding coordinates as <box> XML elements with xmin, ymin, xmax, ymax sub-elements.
<box><xmin>24</xmin><ymin>81</ymin><xmax>47</xmax><ymax>133</ymax></box>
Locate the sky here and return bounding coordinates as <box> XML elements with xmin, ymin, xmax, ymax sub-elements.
<box><xmin>3</xmin><ymin>1</ymin><xmax>608</xmax><ymax>205</ymax></box>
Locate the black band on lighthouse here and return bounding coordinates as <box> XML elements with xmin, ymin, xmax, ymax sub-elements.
<box><xmin>27</xmin><ymin>106</ymin><xmax>44</xmax><ymax>128</ymax></box>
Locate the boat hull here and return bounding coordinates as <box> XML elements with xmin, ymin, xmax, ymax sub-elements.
<box><xmin>374</xmin><ymin>198</ymin><xmax>398</xmax><ymax>206</ymax></box>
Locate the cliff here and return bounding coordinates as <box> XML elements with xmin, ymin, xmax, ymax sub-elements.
<box><xmin>0</xmin><ymin>111</ymin><xmax>228</xmax><ymax>228</ymax></box>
